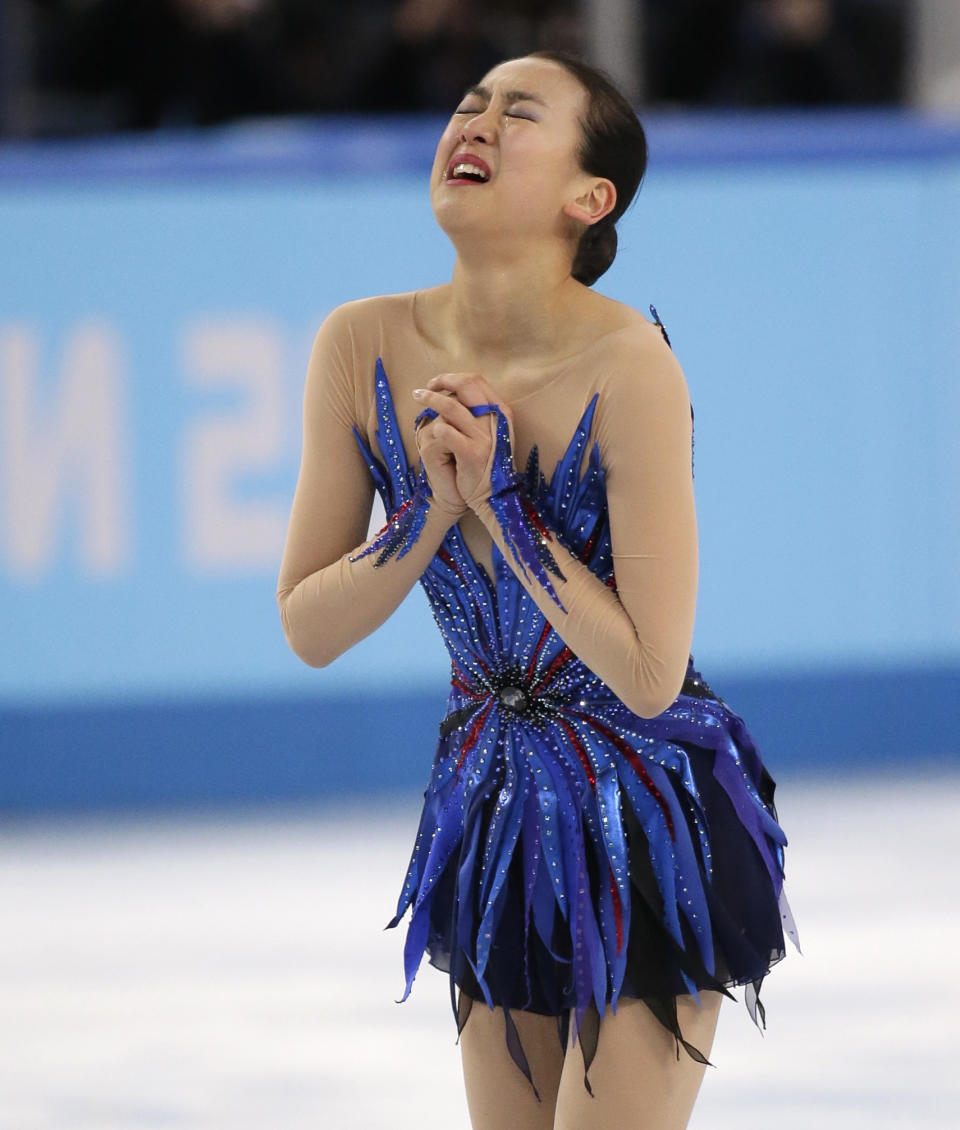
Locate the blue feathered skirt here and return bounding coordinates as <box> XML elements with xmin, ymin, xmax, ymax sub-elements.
<box><xmin>386</xmin><ymin>662</ymin><xmax>801</xmax><ymax>1100</ymax></box>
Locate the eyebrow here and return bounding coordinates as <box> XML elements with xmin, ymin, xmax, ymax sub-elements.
<box><xmin>461</xmin><ymin>85</ymin><xmax>548</xmax><ymax>108</ymax></box>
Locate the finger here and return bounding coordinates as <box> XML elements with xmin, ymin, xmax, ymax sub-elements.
<box><xmin>427</xmin><ymin>416</ymin><xmax>482</xmax><ymax>461</ymax></box>
<box><xmin>426</xmin><ymin>379</ymin><xmax>509</xmax><ymax>449</ymax></box>
<box><xmin>426</xmin><ymin>372</ymin><xmax>499</xmax><ymax>409</ymax></box>
<box><xmin>416</xmin><ymin>422</ymin><xmax>451</xmax><ymax>454</ymax></box>
<box><xmin>426</xmin><ymin>372</ymin><xmax>479</xmax><ymax>389</ymax></box>
<box><xmin>412</xmin><ymin>387</ymin><xmax>484</xmax><ymax>434</ymax></box>
<box><xmin>420</xmin><ymin>444</ymin><xmax>456</xmax><ymax>470</ymax></box>
<box><xmin>428</xmin><ymin>374</ymin><xmax>512</xmax><ymax>435</ymax></box>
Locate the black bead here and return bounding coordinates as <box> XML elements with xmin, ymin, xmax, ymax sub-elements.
<box><xmin>499</xmin><ymin>686</ymin><xmax>528</xmax><ymax>713</ymax></box>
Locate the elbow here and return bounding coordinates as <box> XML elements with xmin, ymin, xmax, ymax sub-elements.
<box><xmin>625</xmin><ymin>691</ymin><xmax>679</xmax><ymax>720</ymax></box>
<box><xmin>287</xmin><ymin>636</ymin><xmax>338</xmax><ymax>670</ymax></box>
<box><xmin>276</xmin><ymin>588</ymin><xmax>340</xmax><ymax>669</ymax></box>
<box><xmin>619</xmin><ymin>656</ymin><xmax>687</xmax><ymax>720</ymax></box>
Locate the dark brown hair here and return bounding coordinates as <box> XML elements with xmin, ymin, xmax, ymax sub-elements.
<box><xmin>528</xmin><ymin>50</ymin><xmax>648</xmax><ymax>286</ymax></box>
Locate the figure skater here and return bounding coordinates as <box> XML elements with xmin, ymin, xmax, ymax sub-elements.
<box><xmin>277</xmin><ymin>49</ymin><xmax>799</xmax><ymax>1130</ymax></box>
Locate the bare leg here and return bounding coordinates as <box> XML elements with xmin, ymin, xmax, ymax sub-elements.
<box><xmin>554</xmin><ymin>992</ymin><xmax>724</xmax><ymax>1130</ymax></box>
<box><xmin>459</xmin><ymin>994</ymin><xmax>565</xmax><ymax>1130</ymax></box>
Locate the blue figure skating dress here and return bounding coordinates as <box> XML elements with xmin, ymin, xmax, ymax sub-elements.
<box><xmin>342</xmin><ymin>307</ymin><xmax>801</xmax><ymax>1099</ymax></box>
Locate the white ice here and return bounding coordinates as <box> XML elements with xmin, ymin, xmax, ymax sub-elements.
<box><xmin>1</xmin><ymin>769</ymin><xmax>957</xmax><ymax>1129</ymax></box>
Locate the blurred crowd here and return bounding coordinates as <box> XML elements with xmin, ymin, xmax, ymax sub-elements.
<box><xmin>647</xmin><ymin>0</ymin><xmax>906</xmax><ymax>105</ymax></box>
<box><xmin>2</xmin><ymin>0</ymin><xmax>909</xmax><ymax>138</ymax></box>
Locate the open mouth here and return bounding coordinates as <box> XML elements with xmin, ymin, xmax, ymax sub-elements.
<box><xmin>445</xmin><ymin>154</ymin><xmax>492</xmax><ymax>184</ymax></box>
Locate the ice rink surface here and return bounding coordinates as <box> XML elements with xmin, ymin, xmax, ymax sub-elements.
<box><xmin>2</xmin><ymin>768</ymin><xmax>957</xmax><ymax>1130</ymax></box>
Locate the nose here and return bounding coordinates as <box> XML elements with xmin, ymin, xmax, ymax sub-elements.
<box><xmin>459</xmin><ymin>106</ymin><xmax>496</xmax><ymax>145</ymax></box>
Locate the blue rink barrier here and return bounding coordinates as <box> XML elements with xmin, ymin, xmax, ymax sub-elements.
<box><xmin>2</xmin><ymin>110</ymin><xmax>960</xmax><ymax>183</ymax></box>
<box><xmin>3</xmin><ymin>661</ymin><xmax>958</xmax><ymax>815</ymax></box>
<box><xmin>1</xmin><ymin>110</ymin><xmax>959</xmax><ymax>814</ymax></box>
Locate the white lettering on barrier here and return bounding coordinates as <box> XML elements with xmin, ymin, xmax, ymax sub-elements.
<box><xmin>0</xmin><ymin>321</ymin><xmax>130</xmax><ymax>578</ymax></box>
<box><xmin>180</xmin><ymin>318</ymin><xmax>287</xmax><ymax>572</ymax></box>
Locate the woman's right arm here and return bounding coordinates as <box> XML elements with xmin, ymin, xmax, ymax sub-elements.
<box><xmin>276</xmin><ymin>306</ymin><xmax>462</xmax><ymax>667</ymax></box>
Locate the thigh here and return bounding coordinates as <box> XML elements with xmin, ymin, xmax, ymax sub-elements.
<box><xmin>458</xmin><ymin>994</ymin><xmax>565</xmax><ymax>1130</ymax></box>
<box><xmin>555</xmin><ymin>992</ymin><xmax>724</xmax><ymax>1130</ymax></box>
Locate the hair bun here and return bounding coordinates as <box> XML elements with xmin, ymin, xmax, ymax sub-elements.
<box><xmin>528</xmin><ymin>51</ymin><xmax>647</xmax><ymax>288</ymax></box>
<box><xmin>572</xmin><ymin>221</ymin><xmax>618</xmax><ymax>287</ymax></box>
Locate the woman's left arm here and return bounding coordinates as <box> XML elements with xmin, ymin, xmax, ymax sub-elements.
<box><xmin>419</xmin><ymin>337</ymin><xmax>697</xmax><ymax>719</ymax></box>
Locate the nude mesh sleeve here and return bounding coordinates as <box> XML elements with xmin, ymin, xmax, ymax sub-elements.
<box><xmin>468</xmin><ymin>344</ymin><xmax>698</xmax><ymax>719</ymax></box>
<box><xmin>276</xmin><ymin>306</ymin><xmax>461</xmax><ymax>668</ymax></box>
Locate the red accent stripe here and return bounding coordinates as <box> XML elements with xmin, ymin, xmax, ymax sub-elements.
<box><xmin>557</xmin><ymin>718</ymin><xmax>596</xmax><ymax>789</ymax></box>
<box><xmin>370</xmin><ymin>497</ymin><xmax>413</xmax><ymax>538</ymax></box>
<box><xmin>456</xmin><ymin>699</ymin><xmax>495</xmax><ymax>771</ymax></box>
<box><xmin>449</xmin><ymin>662</ymin><xmax>484</xmax><ymax>699</ymax></box>
<box><xmin>580</xmin><ymin>527</ymin><xmax>598</xmax><ymax>563</ymax></box>
<box><xmin>531</xmin><ymin>646</ymin><xmax>573</xmax><ymax>696</ymax></box>
<box><xmin>451</xmin><ymin>676</ymin><xmax>485</xmax><ymax>699</ymax></box>
<box><xmin>437</xmin><ymin>545</ymin><xmax>464</xmax><ymax>578</ymax></box>
<box><xmin>556</xmin><ymin>717</ymin><xmax>624</xmax><ymax>955</ymax></box>
<box><xmin>521</xmin><ymin>495</ymin><xmax>553</xmax><ymax>541</ymax></box>
<box><xmin>573</xmin><ymin>713</ymin><xmax>675</xmax><ymax>841</ymax></box>
<box><xmin>525</xmin><ymin>623</ymin><xmax>552</xmax><ymax>683</ymax></box>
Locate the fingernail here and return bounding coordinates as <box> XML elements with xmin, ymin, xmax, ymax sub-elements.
<box><xmin>412</xmin><ymin>388</ymin><xmax>426</xmax><ymax>398</ymax></box>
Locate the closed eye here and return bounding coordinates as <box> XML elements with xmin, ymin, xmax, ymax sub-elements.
<box><xmin>453</xmin><ymin>106</ymin><xmax>537</xmax><ymax>120</ymax></box>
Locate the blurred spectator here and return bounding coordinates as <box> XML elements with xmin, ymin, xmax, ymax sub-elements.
<box><xmin>357</xmin><ymin>0</ymin><xmax>580</xmax><ymax>112</ymax></box>
<box><xmin>642</xmin><ymin>0</ymin><xmax>745</xmax><ymax>105</ymax></box>
<box><xmin>9</xmin><ymin>0</ymin><xmax>580</xmax><ymax>135</ymax></box>
<box><xmin>643</xmin><ymin>0</ymin><xmax>908</xmax><ymax>107</ymax></box>
<box><xmin>26</xmin><ymin>0</ymin><xmax>285</xmax><ymax>131</ymax></box>
<box><xmin>732</xmin><ymin>0</ymin><xmax>907</xmax><ymax>104</ymax></box>
<box><xmin>355</xmin><ymin>0</ymin><xmax>503</xmax><ymax>113</ymax></box>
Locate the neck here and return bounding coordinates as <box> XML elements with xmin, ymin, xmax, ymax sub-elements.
<box><xmin>441</xmin><ymin>240</ymin><xmax>582</xmax><ymax>368</ymax></box>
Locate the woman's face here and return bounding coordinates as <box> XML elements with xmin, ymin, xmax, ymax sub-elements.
<box><xmin>430</xmin><ymin>56</ymin><xmax>592</xmax><ymax>246</ymax></box>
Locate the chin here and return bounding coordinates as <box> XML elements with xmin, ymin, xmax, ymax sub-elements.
<box><xmin>431</xmin><ymin>194</ymin><xmax>489</xmax><ymax>234</ymax></box>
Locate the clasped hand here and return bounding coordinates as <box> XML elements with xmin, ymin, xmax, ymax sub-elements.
<box><xmin>413</xmin><ymin>372</ymin><xmax>512</xmax><ymax>517</ymax></box>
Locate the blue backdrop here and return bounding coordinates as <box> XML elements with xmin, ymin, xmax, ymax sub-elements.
<box><xmin>2</xmin><ymin>112</ymin><xmax>958</xmax><ymax>812</ymax></box>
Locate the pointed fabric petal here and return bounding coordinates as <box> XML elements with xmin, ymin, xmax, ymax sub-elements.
<box><xmin>577</xmin><ymin>1000</ymin><xmax>601</xmax><ymax>1096</ymax></box>
<box><xmin>503</xmin><ymin>1007</ymin><xmax>541</xmax><ymax>1102</ymax></box>
<box><xmin>472</xmin><ymin>404</ymin><xmax>567</xmax><ymax>609</ymax></box>
<box><xmin>642</xmin><ymin>994</ymin><xmax>715</xmax><ymax>1067</ymax></box>
<box><xmin>475</xmin><ymin>744</ymin><xmax>526</xmax><ymax>981</ymax></box>
<box><xmin>349</xmin><ymin>470</ymin><xmax>433</xmax><ymax>567</ymax></box>
<box><xmin>349</xmin><ymin>358</ymin><xmax>432</xmax><ymax>565</ymax></box>
<box><xmin>371</xmin><ymin>357</ymin><xmax>414</xmax><ymax>499</ymax></box>
<box><xmin>530</xmin><ymin>756</ymin><xmax>568</xmax><ymax>923</ymax></box>
<box><xmin>456</xmin><ymin>987</ymin><xmax>474</xmax><ymax>1039</ymax></box>
<box><xmin>546</xmin><ymin>394</ymin><xmax>598</xmax><ymax>531</ymax></box>
<box><xmin>386</xmin><ymin>790</ymin><xmax>442</xmax><ymax>927</ymax></box>
<box><xmin>779</xmin><ymin>887</ymin><xmax>802</xmax><ymax>954</ymax></box>
<box><xmin>396</xmin><ymin>898</ymin><xmax>432</xmax><ymax>1003</ymax></box>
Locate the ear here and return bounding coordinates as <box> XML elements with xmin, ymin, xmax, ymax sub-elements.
<box><xmin>562</xmin><ymin>177</ymin><xmax>617</xmax><ymax>228</ymax></box>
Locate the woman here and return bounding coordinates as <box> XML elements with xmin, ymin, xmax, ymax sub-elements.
<box><xmin>277</xmin><ymin>50</ymin><xmax>799</xmax><ymax>1130</ymax></box>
